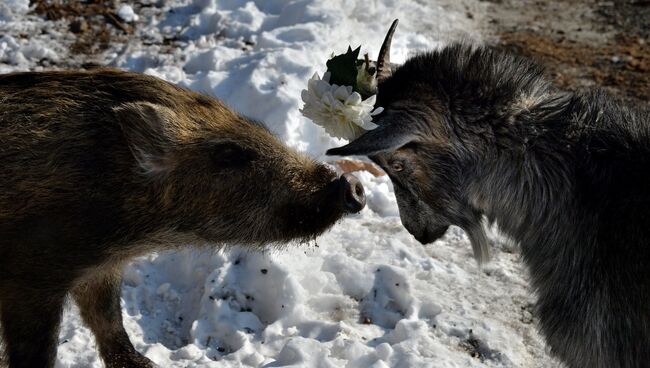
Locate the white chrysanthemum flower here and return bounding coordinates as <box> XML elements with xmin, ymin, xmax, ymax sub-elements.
<box><xmin>300</xmin><ymin>72</ymin><xmax>382</xmax><ymax>141</ymax></box>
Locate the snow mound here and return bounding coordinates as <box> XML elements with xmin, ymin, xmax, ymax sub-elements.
<box><xmin>117</xmin><ymin>4</ymin><xmax>139</xmax><ymax>23</ymax></box>
<box><xmin>0</xmin><ymin>0</ymin><xmax>29</xmax><ymax>23</ymax></box>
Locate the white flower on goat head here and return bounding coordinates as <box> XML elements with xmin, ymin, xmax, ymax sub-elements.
<box><xmin>300</xmin><ymin>72</ymin><xmax>383</xmax><ymax>141</ymax></box>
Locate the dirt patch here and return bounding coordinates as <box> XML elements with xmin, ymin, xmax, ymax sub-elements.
<box><xmin>483</xmin><ymin>0</ymin><xmax>650</xmax><ymax>105</ymax></box>
<box><xmin>597</xmin><ymin>0</ymin><xmax>650</xmax><ymax>39</ymax></box>
<box><xmin>499</xmin><ymin>32</ymin><xmax>650</xmax><ymax>103</ymax></box>
<box><xmin>29</xmin><ymin>0</ymin><xmax>131</xmax><ymax>58</ymax></box>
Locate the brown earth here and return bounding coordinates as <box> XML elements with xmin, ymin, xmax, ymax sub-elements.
<box><xmin>482</xmin><ymin>0</ymin><xmax>650</xmax><ymax>105</ymax></box>
<box><xmin>30</xmin><ymin>0</ymin><xmax>131</xmax><ymax>57</ymax></box>
<box><xmin>499</xmin><ymin>32</ymin><xmax>649</xmax><ymax>103</ymax></box>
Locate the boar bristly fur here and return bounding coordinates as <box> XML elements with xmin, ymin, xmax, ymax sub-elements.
<box><xmin>0</xmin><ymin>69</ymin><xmax>361</xmax><ymax>368</ymax></box>
<box><xmin>329</xmin><ymin>43</ymin><xmax>650</xmax><ymax>367</ymax></box>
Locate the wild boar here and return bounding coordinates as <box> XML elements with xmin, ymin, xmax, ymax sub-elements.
<box><xmin>328</xmin><ymin>21</ymin><xmax>650</xmax><ymax>368</ymax></box>
<box><xmin>0</xmin><ymin>69</ymin><xmax>365</xmax><ymax>368</ymax></box>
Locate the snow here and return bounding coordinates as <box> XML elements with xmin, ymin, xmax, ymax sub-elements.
<box><xmin>0</xmin><ymin>0</ymin><xmax>29</xmax><ymax>23</ymax></box>
<box><xmin>0</xmin><ymin>3</ymin><xmax>69</xmax><ymax>73</ymax></box>
<box><xmin>0</xmin><ymin>0</ymin><xmax>560</xmax><ymax>367</ymax></box>
<box><xmin>118</xmin><ymin>4</ymin><xmax>139</xmax><ymax>23</ymax></box>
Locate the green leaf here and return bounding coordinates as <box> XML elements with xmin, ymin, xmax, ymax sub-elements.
<box><xmin>326</xmin><ymin>45</ymin><xmax>361</xmax><ymax>90</ymax></box>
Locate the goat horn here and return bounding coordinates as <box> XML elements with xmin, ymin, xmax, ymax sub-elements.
<box><xmin>376</xmin><ymin>19</ymin><xmax>399</xmax><ymax>82</ymax></box>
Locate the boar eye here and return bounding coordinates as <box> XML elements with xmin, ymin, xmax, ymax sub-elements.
<box><xmin>211</xmin><ymin>141</ymin><xmax>257</xmax><ymax>168</ymax></box>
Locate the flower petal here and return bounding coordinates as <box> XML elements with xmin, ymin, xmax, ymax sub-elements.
<box><xmin>345</xmin><ymin>92</ymin><xmax>362</xmax><ymax>106</ymax></box>
<box><xmin>333</xmin><ymin>85</ymin><xmax>349</xmax><ymax>101</ymax></box>
<box><xmin>300</xmin><ymin>74</ymin><xmax>385</xmax><ymax>140</ymax></box>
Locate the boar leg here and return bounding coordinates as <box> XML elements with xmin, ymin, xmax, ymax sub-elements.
<box><xmin>72</xmin><ymin>270</ymin><xmax>154</xmax><ymax>368</ymax></box>
<box><xmin>0</xmin><ymin>287</ymin><xmax>65</xmax><ymax>368</ymax></box>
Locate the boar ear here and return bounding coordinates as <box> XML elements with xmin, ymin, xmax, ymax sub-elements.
<box><xmin>326</xmin><ymin>123</ymin><xmax>417</xmax><ymax>156</ymax></box>
<box><xmin>114</xmin><ymin>102</ymin><xmax>177</xmax><ymax>175</ymax></box>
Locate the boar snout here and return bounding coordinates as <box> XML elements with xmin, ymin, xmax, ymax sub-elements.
<box><xmin>339</xmin><ymin>173</ymin><xmax>365</xmax><ymax>213</ymax></box>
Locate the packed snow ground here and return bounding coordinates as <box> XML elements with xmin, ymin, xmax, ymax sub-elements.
<box><xmin>1</xmin><ymin>0</ymin><xmax>561</xmax><ymax>367</ymax></box>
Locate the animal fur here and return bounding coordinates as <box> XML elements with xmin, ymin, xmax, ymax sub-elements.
<box><xmin>328</xmin><ymin>43</ymin><xmax>650</xmax><ymax>367</ymax></box>
<box><xmin>0</xmin><ymin>69</ymin><xmax>360</xmax><ymax>368</ymax></box>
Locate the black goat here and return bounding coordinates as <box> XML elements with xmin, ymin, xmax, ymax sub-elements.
<box><xmin>329</xmin><ymin>22</ymin><xmax>650</xmax><ymax>368</ymax></box>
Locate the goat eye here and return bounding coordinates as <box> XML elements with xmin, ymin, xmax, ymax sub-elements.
<box><xmin>391</xmin><ymin>161</ymin><xmax>404</xmax><ymax>172</ymax></box>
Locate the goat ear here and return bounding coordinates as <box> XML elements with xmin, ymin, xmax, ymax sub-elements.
<box><xmin>114</xmin><ymin>102</ymin><xmax>177</xmax><ymax>175</ymax></box>
<box><xmin>326</xmin><ymin>123</ymin><xmax>416</xmax><ymax>156</ymax></box>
